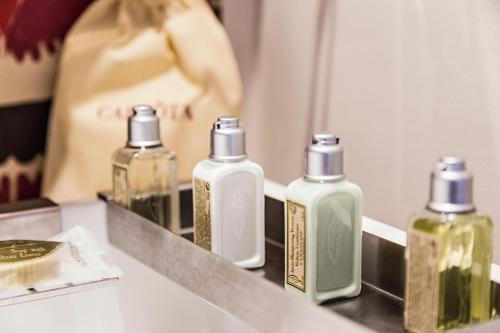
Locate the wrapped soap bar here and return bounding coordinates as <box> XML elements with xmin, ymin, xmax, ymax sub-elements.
<box><xmin>0</xmin><ymin>226</ymin><xmax>122</xmax><ymax>292</ymax></box>
<box><xmin>0</xmin><ymin>240</ymin><xmax>62</xmax><ymax>287</ymax></box>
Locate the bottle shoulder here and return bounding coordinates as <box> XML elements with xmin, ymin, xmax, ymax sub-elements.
<box><xmin>135</xmin><ymin>146</ymin><xmax>176</xmax><ymax>159</ymax></box>
<box><xmin>112</xmin><ymin>147</ymin><xmax>134</xmax><ymax>166</ymax></box>
<box><xmin>409</xmin><ymin>210</ymin><xmax>493</xmax><ymax>234</ymax></box>
<box><xmin>113</xmin><ymin>146</ymin><xmax>176</xmax><ymax>166</ymax></box>
<box><xmin>246</xmin><ymin>160</ymin><xmax>264</xmax><ymax>174</ymax></box>
<box><xmin>286</xmin><ymin>177</ymin><xmax>362</xmax><ymax>203</ymax></box>
<box><xmin>193</xmin><ymin>159</ymin><xmax>263</xmax><ymax>179</ymax></box>
<box><xmin>286</xmin><ymin>177</ymin><xmax>361</xmax><ymax>193</ymax></box>
<box><xmin>341</xmin><ymin>180</ymin><xmax>363</xmax><ymax>197</ymax></box>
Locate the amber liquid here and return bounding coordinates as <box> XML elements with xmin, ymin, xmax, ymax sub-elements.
<box><xmin>112</xmin><ymin>145</ymin><xmax>179</xmax><ymax>233</ymax></box>
<box><xmin>405</xmin><ymin>211</ymin><xmax>493</xmax><ymax>332</ymax></box>
<box><xmin>130</xmin><ymin>194</ymin><xmax>171</xmax><ymax>228</ymax></box>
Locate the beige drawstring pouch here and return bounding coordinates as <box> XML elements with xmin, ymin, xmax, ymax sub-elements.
<box><xmin>42</xmin><ymin>0</ymin><xmax>241</xmax><ymax>202</ymax></box>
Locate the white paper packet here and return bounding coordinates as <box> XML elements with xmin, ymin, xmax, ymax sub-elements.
<box><xmin>0</xmin><ymin>226</ymin><xmax>122</xmax><ymax>296</ymax></box>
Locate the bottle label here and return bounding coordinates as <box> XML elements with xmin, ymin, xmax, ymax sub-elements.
<box><xmin>0</xmin><ymin>240</ymin><xmax>62</xmax><ymax>263</ymax></box>
<box><xmin>286</xmin><ymin>200</ymin><xmax>306</xmax><ymax>292</ymax></box>
<box><xmin>405</xmin><ymin>229</ymin><xmax>440</xmax><ymax>333</ymax></box>
<box><xmin>194</xmin><ymin>178</ymin><xmax>211</xmax><ymax>251</ymax></box>
<box><xmin>113</xmin><ymin>166</ymin><xmax>128</xmax><ymax>208</ymax></box>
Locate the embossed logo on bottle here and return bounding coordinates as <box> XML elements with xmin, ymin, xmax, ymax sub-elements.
<box><xmin>230</xmin><ymin>187</ymin><xmax>248</xmax><ymax>241</ymax></box>
<box><xmin>327</xmin><ymin>200</ymin><xmax>351</xmax><ymax>267</ymax></box>
<box><xmin>327</xmin><ymin>215</ymin><xmax>342</xmax><ymax>266</ymax></box>
<box><xmin>316</xmin><ymin>194</ymin><xmax>355</xmax><ymax>292</ymax></box>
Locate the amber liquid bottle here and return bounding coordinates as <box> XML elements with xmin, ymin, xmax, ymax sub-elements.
<box><xmin>112</xmin><ymin>105</ymin><xmax>179</xmax><ymax>232</ymax></box>
<box><xmin>404</xmin><ymin>157</ymin><xmax>492</xmax><ymax>333</ymax></box>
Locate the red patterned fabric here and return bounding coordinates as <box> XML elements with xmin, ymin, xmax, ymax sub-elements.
<box><xmin>0</xmin><ymin>0</ymin><xmax>93</xmax><ymax>202</ymax></box>
<box><xmin>1</xmin><ymin>0</ymin><xmax>93</xmax><ymax>61</ymax></box>
<box><xmin>18</xmin><ymin>173</ymin><xmax>43</xmax><ymax>201</ymax></box>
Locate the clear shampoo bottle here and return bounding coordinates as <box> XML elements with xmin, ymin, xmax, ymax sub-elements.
<box><xmin>284</xmin><ymin>134</ymin><xmax>363</xmax><ymax>303</ymax></box>
<box><xmin>112</xmin><ymin>105</ymin><xmax>179</xmax><ymax>232</ymax></box>
<box><xmin>404</xmin><ymin>157</ymin><xmax>493</xmax><ymax>332</ymax></box>
<box><xmin>192</xmin><ymin>117</ymin><xmax>265</xmax><ymax>268</ymax></box>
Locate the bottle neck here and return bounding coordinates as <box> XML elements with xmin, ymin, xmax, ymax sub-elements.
<box><xmin>302</xmin><ymin>175</ymin><xmax>345</xmax><ymax>184</ymax></box>
<box><xmin>209</xmin><ymin>156</ymin><xmax>248</xmax><ymax>164</ymax></box>
<box><xmin>424</xmin><ymin>206</ymin><xmax>476</xmax><ymax>217</ymax></box>
<box><xmin>126</xmin><ymin>143</ymin><xmax>163</xmax><ymax>150</ymax></box>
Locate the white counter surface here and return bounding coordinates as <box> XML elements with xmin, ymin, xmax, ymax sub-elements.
<box><xmin>0</xmin><ymin>200</ymin><xmax>255</xmax><ymax>333</ymax></box>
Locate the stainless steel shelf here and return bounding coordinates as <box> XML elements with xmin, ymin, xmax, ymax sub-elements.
<box><xmin>183</xmin><ymin>231</ymin><xmax>404</xmax><ymax>332</ymax></box>
<box><xmin>103</xmin><ymin>188</ymin><xmax>500</xmax><ymax>333</ymax></box>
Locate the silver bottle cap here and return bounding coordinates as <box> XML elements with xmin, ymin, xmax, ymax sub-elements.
<box><xmin>127</xmin><ymin>105</ymin><xmax>162</xmax><ymax>148</ymax></box>
<box><xmin>304</xmin><ymin>133</ymin><xmax>344</xmax><ymax>181</ymax></box>
<box><xmin>209</xmin><ymin>116</ymin><xmax>247</xmax><ymax>162</ymax></box>
<box><xmin>426</xmin><ymin>156</ymin><xmax>475</xmax><ymax>213</ymax></box>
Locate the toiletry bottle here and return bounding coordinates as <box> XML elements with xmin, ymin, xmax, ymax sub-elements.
<box><xmin>112</xmin><ymin>105</ymin><xmax>179</xmax><ymax>232</ymax></box>
<box><xmin>192</xmin><ymin>116</ymin><xmax>265</xmax><ymax>268</ymax></box>
<box><xmin>284</xmin><ymin>134</ymin><xmax>362</xmax><ymax>303</ymax></box>
<box><xmin>404</xmin><ymin>157</ymin><xmax>493</xmax><ymax>332</ymax></box>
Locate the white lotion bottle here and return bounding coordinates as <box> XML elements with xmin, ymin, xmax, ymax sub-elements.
<box><xmin>192</xmin><ymin>117</ymin><xmax>265</xmax><ymax>268</ymax></box>
<box><xmin>285</xmin><ymin>134</ymin><xmax>362</xmax><ymax>304</ymax></box>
